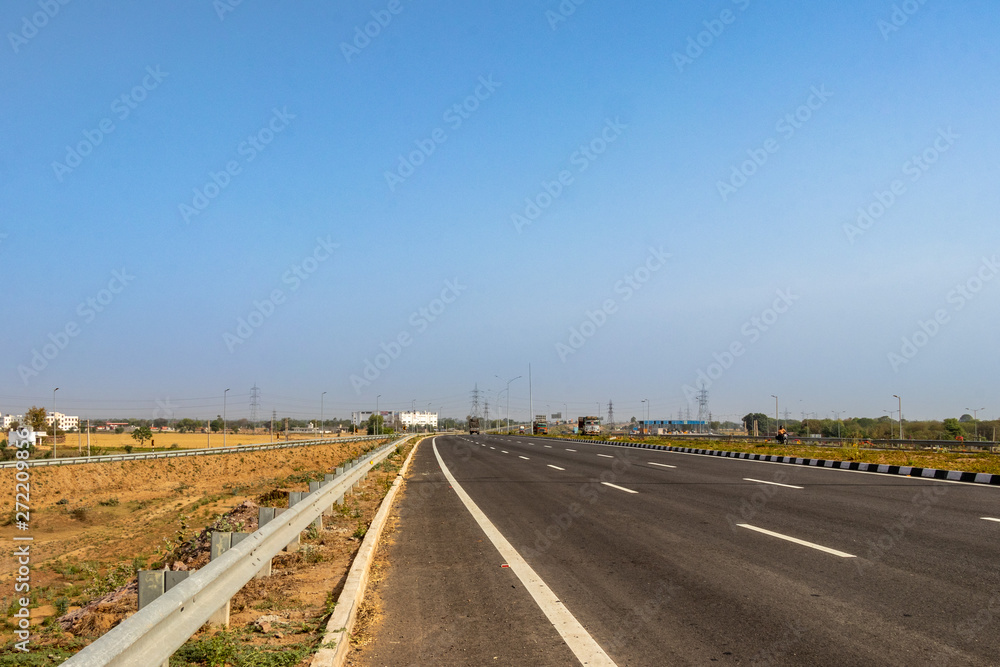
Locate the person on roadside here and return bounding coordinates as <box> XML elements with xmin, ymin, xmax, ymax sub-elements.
<box><xmin>777</xmin><ymin>425</ymin><xmax>787</xmax><ymax>444</ymax></box>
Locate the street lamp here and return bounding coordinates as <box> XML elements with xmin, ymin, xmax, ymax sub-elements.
<box><xmin>771</xmin><ymin>395</ymin><xmax>778</xmax><ymax>435</ymax></box>
<box><xmin>376</xmin><ymin>395</ymin><xmax>381</xmax><ymax>436</ymax></box>
<box><xmin>833</xmin><ymin>410</ymin><xmax>842</xmax><ymax>441</ymax></box>
<box><xmin>52</xmin><ymin>387</ymin><xmax>59</xmax><ymax>459</ymax></box>
<box><xmin>320</xmin><ymin>391</ymin><xmax>327</xmax><ymax>437</ymax></box>
<box><xmin>223</xmin><ymin>389</ymin><xmax>230</xmax><ymax>448</ymax></box>
<box><xmin>966</xmin><ymin>407</ymin><xmax>985</xmax><ymax>441</ymax></box>
<box><xmin>496</xmin><ymin>374</ymin><xmax>521</xmax><ymax>433</ymax></box>
<box><xmin>893</xmin><ymin>394</ymin><xmax>902</xmax><ymax>439</ymax></box>
<box><xmin>641</xmin><ymin>399</ymin><xmax>648</xmax><ymax>435</ymax></box>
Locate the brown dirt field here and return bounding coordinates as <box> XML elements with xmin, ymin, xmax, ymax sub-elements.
<box><xmin>0</xmin><ymin>435</ymin><xmax>416</xmax><ymax>664</ymax></box>
<box><xmin>33</xmin><ymin>430</ymin><xmax>357</xmax><ymax>458</ymax></box>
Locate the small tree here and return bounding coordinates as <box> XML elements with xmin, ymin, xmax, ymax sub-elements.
<box><xmin>26</xmin><ymin>406</ymin><xmax>47</xmax><ymax>432</ymax></box>
<box><xmin>942</xmin><ymin>418</ymin><xmax>964</xmax><ymax>439</ymax></box>
<box><xmin>132</xmin><ymin>425</ymin><xmax>153</xmax><ymax>448</ymax></box>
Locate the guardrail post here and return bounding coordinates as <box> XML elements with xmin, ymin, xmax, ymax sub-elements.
<box><xmin>138</xmin><ymin>569</ymin><xmax>190</xmax><ymax>666</ymax></box>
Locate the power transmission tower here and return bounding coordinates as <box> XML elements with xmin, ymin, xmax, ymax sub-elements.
<box><xmin>470</xmin><ymin>384</ymin><xmax>481</xmax><ymax>418</ymax></box>
<box><xmin>249</xmin><ymin>384</ymin><xmax>261</xmax><ymax>432</ymax></box>
<box><xmin>271</xmin><ymin>410</ymin><xmax>276</xmax><ymax>439</ymax></box>
<box><xmin>607</xmin><ymin>400</ymin><xmax>615</xmax><ymax>429</ymax></box>
<box><xmin>484</xmin><ymin>400</ymin><xmax>490</xmax><ymax>428</ymax></box>
<box><xmin>697</xmin><ymin>387</ymin><xmax>708</xmax><ymax>434</ymax></box>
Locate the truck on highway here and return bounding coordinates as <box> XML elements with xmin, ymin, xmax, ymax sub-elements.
<box><xmin>533</xmin><ymin>418</ymin><xmax>548</xmax><ymax>435</ymax></box>
<box><xmin>468</xmin><ymin>417</ymin><xmax>481</xmax><ymax>435</ymax></box>
<box><xmin>578</xmin><ymin>416</ymin><xmax>601</xmax><ymax>436</ymax></box>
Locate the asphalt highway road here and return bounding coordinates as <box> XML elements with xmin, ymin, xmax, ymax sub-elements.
<box><xmin>360</xmin><ymin>434</ymin><xmax>1000</xmax><ymax>666</ymax></box>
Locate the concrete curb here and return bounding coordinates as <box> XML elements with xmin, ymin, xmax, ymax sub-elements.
<box><xmin>524</xmin><ymin>436</ymin><xmax>1000</xmax><ymax>487</ymax></box>
<box><xmin>311</xmin><ymin>436</ymin><xmax>422</xmax><ymax>667</ymax></box>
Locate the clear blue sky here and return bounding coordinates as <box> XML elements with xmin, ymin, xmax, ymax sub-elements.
<box><xmin>3</xmin><ymin>0</ymin><xmax>998</xmax><ymax>424</ymax></box>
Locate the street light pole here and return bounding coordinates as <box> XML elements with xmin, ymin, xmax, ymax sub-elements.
<box><xmin>771</xmin><ymin>395</ymin><xmax>778</xmax><ymax>435</ymax></box>
<box><xmin>376</xmin><ymin>395</ymin><xmax>381</xmax><ymax>436</ymax></box>
<box><xmin>496</xmin><ymin>374</ymin><xmax>521</xmax><ymax>434</ymax></box>
<box><xmin>52</xmin><ymin>387</ymin><xmax>59</xmax><ymax>459</ymax></box>
<box><xmin>966</xmin><ymin>407</ymin><xmax>985</xmax><ymax>440</ymax></box>
<box><xmin>223</xmin><ymin>389</ymin><xmax>230</xmax><ymax>448</ymax></box>
<box><xmin>892</xmin><ymin>394</ymin><xmax>902</xmax><ymax>439</ymax></box>
<box><xmin>641</xmin><ymin>399</ymin><xmax>647</xmax><ymax>435</ymax></box>
<box><xmin>320</xmin><ymin>391</ymin><xmax>326</xmax><ymax>437</ymax></box>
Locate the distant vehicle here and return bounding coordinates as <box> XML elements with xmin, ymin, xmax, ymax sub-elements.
<box><xmin>519</xmin><ymin>425</ymin><xmax>525</xmax><ymax>433</ymax></box>
<box><xmin>578</xmin><ymin>416</ymin><xmax>601</xmax><ymax>436</ymax></box>
<box><xmin>533</xmin><ymin>419</ymin><xmax>548</xmax><ymax>435</ymax></box>
<box><xmin>469</xmin><ymin>417</ymin><xmax>481</xmax><ymax>435</ymax></box>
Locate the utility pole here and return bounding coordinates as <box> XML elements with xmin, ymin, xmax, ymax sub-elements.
<box><xmin>87</xmin><ymin>418</ymin><xmax>91</xmax><ymax>457</ymax></box>
<box><xmin>697</xmin><ymin>387</ymin><xmax>709</xmax><ymax>434</ymax></box>
<box><xmin>496</xmin><ymin>374</ymin><xmax>521</xmax><ymax>433</ymax></box>
<box><xmin>320</xmin><ymin>391</ymin><xmax>327</xmax><ymax>437</ymax></box>
<box><xmin>223</xmin><ymin>388</ymin><xmax>230</xmax><ymax>448</ymax></box>
<box><xmin>52</xmin><ymin>387</ymin><xmax>59</xmax><ymax>459</ymax></box>
<box><xmin>250</xmin><ymin>384</ymin><xmax>261</xmax><ymax>433</ymax></box>
<box><xmin>528</xmin><ymin>364</ymin><xmax>532</xmax><ymax>434</ymax></box>
<box><xmin>965</xmin><ymin>406</ymin><xmax>985</xmax><ymax>441</ymax></box>
<box><xmin>271</xmin><ymin>410</ymin><xmax>276</xmax><ymax>440</ymax></box>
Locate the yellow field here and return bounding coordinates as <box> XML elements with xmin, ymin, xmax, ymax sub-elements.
<box><xmin>45</xmin><ymin>430</ymin><xmax>354</xmax><ymax>456</ymax></box>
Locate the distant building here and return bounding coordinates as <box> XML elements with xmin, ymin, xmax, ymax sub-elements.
<box><xmin>399</xmin><ymin>411</ymin><xmax>438</xmax><ymax>429</ymax></box>
<box><xmin>46</xmin><ymin>412</ymin><xmax>80</xmax><ymax>431</ymax></box>
<box><xmin>351</xmin><ymin>410</ymin><xmax>397</xmax><ymax>427</ymax></box>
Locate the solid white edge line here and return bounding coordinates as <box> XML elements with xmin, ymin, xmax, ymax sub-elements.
<box><xmin>737</xmin><ymin>524</ymin><xmax>856</xmax><ymax>558</ymax></box>
<box><xmin>743</xmin><ymin>477</ymin><xmax>803</xmax><ymax>489</ymax></box>
<box><xmin>981</xmin><ymin>517</ymin><xmax>1000</xmax><ymax>523</ymax></box>
<box><xmin>600</xmin><ymin>482</ymin><xmax>638</xmax><ymax>494</ymax></box>
<box><xmin>647</xmin><ymin>462</ymin><xmax>676</xmax><ymax>469</ymax></box>
<box><xmin>432</xmin><ymin>439</ymin><xmax>617</xmax><ymax>666</ymax></box>
<box><xmin>548</xmin><ymin>464</ymin><xmax>565</xmax><ymax>471</ymax></box>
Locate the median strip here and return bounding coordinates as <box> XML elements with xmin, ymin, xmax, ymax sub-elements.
<box><xmin>744</xmin><ymin>478</ymin><xmax>803</xmax><ymax>489</ymax></box>
<box><xmin>737</xmin><ymin>524</ymin><xmax>855</xmax><ymax>558</ymax></box>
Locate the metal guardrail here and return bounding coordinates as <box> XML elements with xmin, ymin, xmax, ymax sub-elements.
<box><xmin>62</xmin><ymin>434</ymin><xmax>415</xmax><ymax>667</ymax></box>
<box><xmin>0</xmin><ymin>434</ymin><xmax>386</xmax><ymax>469</ymax></box>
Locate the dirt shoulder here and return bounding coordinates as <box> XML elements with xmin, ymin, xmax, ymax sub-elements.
<box><xmin>0</xmin><ymin>435</ymin><xmax>417</xmax><ymax>665</ymax></box>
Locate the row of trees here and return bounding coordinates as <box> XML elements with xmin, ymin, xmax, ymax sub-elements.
<box><xmin>741</xmin><ymin>413</ymin><xmax>998</xmax><ymax>441</ymax></box>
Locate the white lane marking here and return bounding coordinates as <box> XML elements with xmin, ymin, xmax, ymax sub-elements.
<box><xmin>982</xmin><ymin>517</ymin><xmax>1000</xmax><ymax>523</ymax></box>
<box><xmin>501</xmin><ymin>450</ymin><xmax>509</xmax><ymax>454</ymax></box>
<box><xmin>601</xmin><ymin>482</ymin><xmax>637</xmax><ymax>494</ymax></box>
<box><xmin>432</xmin><ymin>439</ymin><xmax>617</xmax><ymax>666</ymax></box>
<box><xmin>737</xmin><ymin>524</ymin><xmax>856</xmax><ymax>558</ymax></box>
<box><xmin>544</xmin><ymin>445</ymin><xmax>552</xmax><ymax>448</ymax></box>
<box><xmin>490</xmin><ymin>447</ymin><xmax>495</xmax><ymax>450</ymax></box>
<box><xmin>597</xmin><ymin>454</ymin><xmax>614</xmax><ymax>458</ymax></box>
<box><xmin>744</xmin><ymin>477</ymin><xmax>803</xmax><ymax>489</ymax></box>
<box><xmin>647</xmin><ymin>462</ymin><xmax>676</xmax><ymax>469</ymax></box>
<box><xmin>519</xmin><ymin>456</ymin><xmax>530</xmax><ymax>460</ymax></box>
<box><xmin>566</xmin><ymin>448</ymin><xmax>577</xmax><ymax>452</ymax></box>
<box><xmin>548</xmin><ymin>465</ymin><xmax>565</xmax><ymax>471</ymax></box>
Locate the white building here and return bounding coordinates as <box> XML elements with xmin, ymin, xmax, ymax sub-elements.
<box><xmin>2</xmin><ymin>414</ymin><xmax>23</xmax><ymax>429</ymax></box>
<box><xmin>399</xmin><ymin>411</ymin><xmax>438</xmax><ymax>429</ymax></box>
<box><xmin>45</xmin><ymin>412</ymin><xmax>80</xmax><ymax>431</ymax></box>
